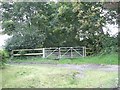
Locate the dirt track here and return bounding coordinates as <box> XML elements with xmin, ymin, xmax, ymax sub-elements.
<box><xmin>9</xmin><ymin>62</ymin><xmax>119</xmax><ymax>72</ymax></box>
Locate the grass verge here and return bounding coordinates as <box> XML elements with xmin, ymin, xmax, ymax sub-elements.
<box><xmin>11</xmin><ymin>52</ymin><xmax>118</xmax><ymax>65</ymax></box>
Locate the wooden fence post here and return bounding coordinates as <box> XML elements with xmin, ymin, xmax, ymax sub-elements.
<box><xmin>43</xmin><ymin>48</ymin><xmax>45</xmax><ymax>58</ymax></box>
<box><xmin>84</xmin><ymin>47</ymin><xmax>86</xmax><ymax>57</ymax></box>
<box><xmin>71</xmin><ymin>47</ymin><xmax>73</xmax><ymax>58</ymax></box>
<box><xmin>58</xmin><ymin>48</ymin><xmax>61</xmax><ymax>59</ymax></box>
<box><xmin>83</xmin><ymin>47</ymin><xmax>86</xmax><ymax>57</ymax></box>
<box><xmin>83</xmin><ymin>47</ymin><xmax>85</xmax><ymax>57</ymax></box>
<box><xmin>11</xmin><ymin>50</ymin><xmax>13</xmax><ymax>57</ymax></box>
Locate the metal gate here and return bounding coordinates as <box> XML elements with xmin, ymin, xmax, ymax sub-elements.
<box><xmin>44</xmin><ymin>47</ymin><xmax>86</xmax><ymax>59</ymax></box>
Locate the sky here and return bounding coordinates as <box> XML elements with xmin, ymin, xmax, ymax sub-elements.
<box><xmin>0</xmin><ymin>34</ymin><xmax>11</xmax><ymax>49</ymax></box>
<box><xmin>103</xmin><ymin>24</ymin><xmax>118</xmax><ymax>36</ymax></box>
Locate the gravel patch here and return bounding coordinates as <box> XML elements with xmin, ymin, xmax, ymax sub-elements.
<box><xmin>9</xmin><ymin>62</ymin><xmax>119</xmax><ymax>72</ymax></box>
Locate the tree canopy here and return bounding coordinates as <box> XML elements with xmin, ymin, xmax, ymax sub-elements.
<box><xmin>1</xmin><ymin>1</ymin><xmax>118</xmax><ymax>54</ymax></box>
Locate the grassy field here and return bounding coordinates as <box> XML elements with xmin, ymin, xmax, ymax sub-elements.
<box><xmin>1</xmin><ymin>65</ymin><xmax>118</xmax><ymax>88</ymax></box>
<box><xmin>11</xmin><ymin>52</ymin><xmax>118</xmax><ymax>65</ymax></box>
<box><xmin>1</xmin><ymin>52</ymin><xmax>118</xmax><ymax>88</ymax></box>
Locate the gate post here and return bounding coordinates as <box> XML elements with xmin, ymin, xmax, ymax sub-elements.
<box><xmin>58</xmin><ymin>48</ymin><xmax>61</xmax><ymax>59</ymax></box>
<box><xmin>10</xmin><ymin>50</ymin><xmax>14</xmax><ymax>60</ymax></box>
<box><xmin>84</xmin><ymin>47</ymin><xmax>86</xmax><ymax>57</ymax></box>
<box><xmin>83</xmin><ymin>47</ymin><xmax>86</xmax><ymax>57</ymax></box>
<box><xmin>43</xmin><ymin>48</ymin><xmax>45</xmax><ymax>58</ymax></box>
<box><xmin>83</xmin><ymin>47</ymin><xmax>85</xmax><ymax>57</ymax></box>
<box><xmin>71</xmin><ymin>47</ymin><xmax>73</xmax><ymax>58</ymax></box>
<box><xmin>11</xmin><ymin>50</ymin><xmax>14</xmax><ymax>58</ymax></box>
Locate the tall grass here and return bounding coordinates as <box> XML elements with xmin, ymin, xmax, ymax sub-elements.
<box><xmin>11</xmin><ymin>52</ymin><xmax>118</xmax><ymax>65</ymax></box>
<box><xmin>59</xmin><ymin>52</ymin><xmax>118</xmax><ymax>65</ymax></box>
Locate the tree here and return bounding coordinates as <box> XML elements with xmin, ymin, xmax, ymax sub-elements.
<box><xmin>1</xmin><ymin>2</ymin><xmax>118</xmax><ymax>54</ymax></box>
<box><xmin>2</xmin><ymin>2</ymin><xmax>50</xmax><ymax>50</ymax></box>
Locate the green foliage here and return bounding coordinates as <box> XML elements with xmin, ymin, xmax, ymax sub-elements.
<box><xmin>100</xmin><ymin>34</ymin><xmax>118</xmax><ymax>55</ymax></box>
<box><xmin>1</xmin><ymin>2</ymin><xmax>118</xmax><ymax>54</ymax></box>
<box><xmin>5</xmin><ymin>32</ymin><xmax>44</xmax><ymax>51</ymax></box>
<box><xmin>2</xmin><ymin>20</ymin><xmax>15</xmax><ymax>35</ymax></box>
<box><xmin>2</xmin><ymin>2</ymin><xmax>48</xmax><ymax>50</ymax></box>
<box><xmin>18</xmin><ymin>50</ymin><xmax>26</xmax><ymax>55</ymax></box>
<box><xmin>0</xmin><ymin>50</ymin><xmax>9</xmax><ymax>69</ymax></box>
